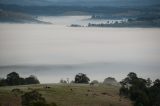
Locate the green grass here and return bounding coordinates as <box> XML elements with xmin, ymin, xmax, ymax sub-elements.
<box><xmin>0</xmin><ymin>84</ymin><xmax>132</xmax><ymax>106</ymax></box>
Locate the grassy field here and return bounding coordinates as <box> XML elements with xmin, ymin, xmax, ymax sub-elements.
<box><xmin>0</xmin><ymin>84</ymin><xmax>132</xmax><ymax>106</ymax></box>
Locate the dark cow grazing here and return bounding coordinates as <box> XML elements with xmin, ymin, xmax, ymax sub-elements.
<box><xmin>46</xmin><ymin>86</ymin><xmax>51</xmax><ymax>89</ymax></box>
<box><xmin>101</xmin><ymin>92</ymin><xmax>107</xmax><ymax>95</ymax></box>
<box><xmin>70</xmin><ymin>88</ymin><xmax>73</xmax><ymax>91</ymax></box>
<box><xmin>44</xmin><ymin>85</ymin><xmax>51</xmax><ymax>89</ymax></box>
<box><xmin>85</xmin><ymin>94</ymin><xmax>88</xmax><ymax>96</ymax></box>
<box><xmin>101</xmin><ymin>92</ymin><xmax>113</xmax><ymax>97</ymax></box>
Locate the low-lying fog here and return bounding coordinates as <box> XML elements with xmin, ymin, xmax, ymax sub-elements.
<box><xmin>37</xmin><ymin>16</ymin><xmax>125</xmax><ymax>26</ymax></box>
<box><xmin>0</xmin><ymin>16</ymin><xmax>160</xmax><ymax>83</ymax></box>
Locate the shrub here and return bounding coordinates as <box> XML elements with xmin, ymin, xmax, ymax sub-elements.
<box><xmin>21</xmin><ymin>90</ymin><xmax>46</xmax><ymax>106</ymax></box>
<box><xmin>49</xmin><ymin>103</ymin><xmax>57</xmax><ymax>106</ymax></box>
<box><xmin>11</xmin><ymin>88</ymin><xmax>24</xmax><ymax>96</ymax></box>
<box><xmin>21</xmin><ymin>90</ymin><xmax>57</xmax><ymax>106</ymax></box>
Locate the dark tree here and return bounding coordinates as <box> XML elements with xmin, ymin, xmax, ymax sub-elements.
<box><xmin>0</xmin><ymin>78</ymin><xmax>7</xmax><ymax>86</ymax></box>
<box><xmin>127</xmin><ymin>72</ymin><xmax>138</xmax><ymax>85</ymax></box>
<box><xmin>19</xmin><ymin>77</ymin><xmax>25</xmax><ymax>85</ymax></box>
<box><xmin>6</xmin><ymin>72</ymin><xmax>20</xmax><ymax>85</ymax></box>
<box><xmin>146</xmin><ymin>78</ymin><xmax>152</xmax><ymax>87</ymax></box>
<box><xmin>25</xmin><ymin>75</ymin><xmax>40</xmax><ymax>84</ymax></box>
<box><xmin>75</xmin><ymin>73</ymin><xmax>90</xmax><ymax>84</ymax></box>
<box><xmin>120</xmin><ymin>72</ymin><xmax>149</xmax><ymax>106</ymax></box>
<box><xmin>149</xmin><ymin>79</ymin><xmax>160</xmax><ymax>106</ymax></box>
<box><xmin>153</xmin><ymin>79</ymin><xmax>160</xmax><ymax>87</ymax></box>
<box><xmin>0</xmin><ymin>72</ymin><xmax>40</xmax><ymax>86</ymax></box>
<box><xmin>120</xmin><ymin>72</ymin><xmax>160</xmax><ymax>106</ymax></box>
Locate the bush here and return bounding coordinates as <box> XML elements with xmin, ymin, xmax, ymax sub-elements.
<box><xmin>11</xmin><ymin>88</ymin><xmax>24</xmax><ymax>96</ymax></box>
<box><xmin>119</xmin><ymin>86</ymin><xmax>129</xmax><ymax>96</ymax></box>
<box><xmin>21</xmin><ymin>90</ymin><xmax>46</xmax><ymax>106</ymax></box>
<box><xmin>21</xmin><ymin>90</ymin><xmax>57</xmax><ymax>106</ymax></box>
<box><xmin>49</xmin><ymin>103</ymin><xmax>57</xmax><ymax>106</ymax></box>
<box><xmin>30</xmin><ymin>101</ymin><xmax>48</xmax><ymax>106</ymax></box>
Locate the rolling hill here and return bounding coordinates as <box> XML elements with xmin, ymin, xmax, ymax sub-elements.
<box><xmin>0</xmin><ymin>84</ymin><xmax>132</xmax><ymax>106</ymax></box>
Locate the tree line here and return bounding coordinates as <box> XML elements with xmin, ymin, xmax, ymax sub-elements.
<box><xmin>1</xmin><ymin>71</ymin><xmax>160</xmax><ymax>106</ymax></box>
<box><xmin>120</xmin><ymin>72</ymin><xmax>160</xmax><ymax>106</ymax></box>
<box><xmin>0</xmin><ymin>72</ymin><xmax>40</xmax><ymax>86</ymax></box>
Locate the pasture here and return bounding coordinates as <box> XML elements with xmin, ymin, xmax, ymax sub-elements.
<box><xmin>0</xmin><ymin>84</ymin><xmax>132</xmax><ymax>106</ymax></box>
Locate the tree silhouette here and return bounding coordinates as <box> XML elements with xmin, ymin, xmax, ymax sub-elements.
<box><xmin>6</xmin><ymin>72</ymin><xmax>20</xmax><ymax>85</ymax></box>
<box><xmin>120</xmin><ymin>72</ymin><xmax>160</xmax><ymax>106</ymax></box>
<box><xmin>0</xmin><ymin>72</ymin><xmax>40</xmax><ymax>86</ymax></box>
<box><xmin>25</xmin><ymin>75</ymin><xmax>40</xmax><ymax>84</ymax></box>
<box><xmin>75</xmin><ymin>73</ymin><xmax>90</xmax><ymax>84</ymax></box>
<box><xmin>0</xmin><ymin>78</ymin><xmax>7</xmax><ymax>86</ymax></box>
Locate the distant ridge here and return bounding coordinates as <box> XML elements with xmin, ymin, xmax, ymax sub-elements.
<box><xmin>0</xmin><ymin>0</ymin><xmax>160</xmax><ymax>7</ymax></box>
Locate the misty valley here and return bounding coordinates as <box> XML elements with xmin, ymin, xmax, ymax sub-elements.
<box><xmin>0</xmin><ymin>0</ymin><xmax>160</xmax><ymax>106</ymax></box>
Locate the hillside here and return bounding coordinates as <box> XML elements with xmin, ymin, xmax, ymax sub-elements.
<box><xmin>0</xmin><ymin>9</ymin><xmax>51</xmax><ymax>24</ymax></box>
<box><xmin>0</xmin><ymin>0</ymin><xmax>160</xmax><ymax>7</ymax></box>
<box><xmin>0</xmin><ymin>84</ymin><xmax>132</xmax><ymax>106</ymax></box>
